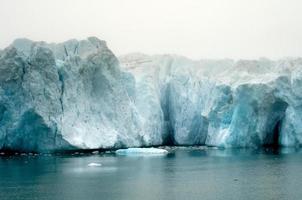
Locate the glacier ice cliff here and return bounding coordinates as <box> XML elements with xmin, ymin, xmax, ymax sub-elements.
<box><xmin>119</xmin><ymin>54</ymin><xmax>302</xmax><ymax>148</ymax></box>
<box><xmin>0</xmin><ymin>37</ymin><xmax>148</xmax><ymax>151</ymax></box>
<box><xmin>0</xmin><ymin>37</ymin><xmax>302</xmax><ymax>152</ymax></box>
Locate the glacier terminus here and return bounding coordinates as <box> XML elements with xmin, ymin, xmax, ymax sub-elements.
<box><xmin>0</xmin><ymin>37</ymin><xmax>302</xmax><ymax>152</ymax></box>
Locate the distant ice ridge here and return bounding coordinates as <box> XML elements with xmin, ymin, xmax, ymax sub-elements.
<box><xmin>116</xmin><ymin>148</ymin><xmax>168</xmax><ymax>155</ymax></box>
<box><xmin>0</xmin><ymin>37</ymin><xmax>302</xmax><ymax>152</ymax></box>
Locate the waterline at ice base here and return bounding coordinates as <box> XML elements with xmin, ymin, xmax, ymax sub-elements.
<box><xmin>1</xmin><ymin>37</ymin><xmax>302</xmax><ymax>152</ymax></box>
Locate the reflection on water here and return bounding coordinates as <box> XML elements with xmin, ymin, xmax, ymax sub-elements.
<box><xmin>1</xmin><ymin>147</ymin><xmax>302</xmax><ymax>200</ymax></box>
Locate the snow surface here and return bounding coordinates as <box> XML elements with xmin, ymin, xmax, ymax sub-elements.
<box><xmin>0</xmin><ymin>37</ymin><xmax>302</xmax><ymax>152</ymax></box>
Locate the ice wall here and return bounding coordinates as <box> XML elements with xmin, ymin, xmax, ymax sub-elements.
<box><xmin>0</xmin><ymin>37</ymin><xmax>302</xmax><ymax>152</ymax></box>
<box><xmin>0</xmin><ymin>37</ymin><xmax>163</xmax><ymax>152</ymax></box>
<box><xmin>120</xmin><ymin>54</ymin><xmax>302</xmax><ymax>148</ymax></box>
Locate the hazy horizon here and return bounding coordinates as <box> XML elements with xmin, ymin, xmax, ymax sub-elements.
<box><xmin>1</xmin><ymin>0</ymin><xmax>302</xmax><ymax>60</ymax></box>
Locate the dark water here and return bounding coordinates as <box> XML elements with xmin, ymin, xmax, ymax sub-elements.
<box><xmin>1</xmin><ymin>147</ymin><xmax>302</xmax><ymax>200</ymax></box>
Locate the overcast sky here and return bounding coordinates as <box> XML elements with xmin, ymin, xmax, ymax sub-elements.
<box><xmin>0</xmin><ymin>0</ymin><xmax>302</xmax><ymax>59</ymax></box>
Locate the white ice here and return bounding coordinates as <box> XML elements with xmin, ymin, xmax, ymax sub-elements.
<box><xmin>87</xmin><ymin>162</ymin><xmax>102</xmax><ymax>167</ymax></box>
<box><xmin>115</xmin><ymin>148</ymin><xmax>168</xmax><ymax>155</ymax></box>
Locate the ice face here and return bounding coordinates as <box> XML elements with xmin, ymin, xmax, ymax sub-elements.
<box><xmin>0</xmin><ymin>37</ymin><xmax>302</xmax><ymax>152</ymax></box>
<box><xmin>120</xmin><ymin>54</ymin><xmax>302</xmax><ymax>148</ymax></box>
<box><xmin>0</xmin><ymin>46</ymin><xmax>69</xmax><ymax>151</ymax></box>
<box><xmin>0</xmin><ymin>37</ymin><xmax>147</xmax><ymax>152</ymax></box>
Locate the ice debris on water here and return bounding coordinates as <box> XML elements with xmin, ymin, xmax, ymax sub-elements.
<box><xmin>87</xmin><ymin>162</ymin><xmax>102</xmax><ymax>167</ymax></box>
<box><xmin>115</xmin><ymin>148</ymin><xmax>168</xmax><ymax>155</ymax></box>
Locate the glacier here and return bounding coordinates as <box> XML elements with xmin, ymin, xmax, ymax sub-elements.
<box><xmin>0</xmin><ymin>37</ymin><xmax>302</xmax><ymax>152</ymax></box>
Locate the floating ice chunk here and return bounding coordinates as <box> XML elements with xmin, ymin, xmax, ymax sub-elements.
<box><xmin>115</xmin><ymin>148</ymin><xmax>168</xmax><ymax>155</ymax></box>
<box><xmin>87</xmin><ymin>162</ymin><xmax>102</xmax><ymax>167</ymax></box>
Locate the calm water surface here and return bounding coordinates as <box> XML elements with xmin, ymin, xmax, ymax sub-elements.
<box><xmin>1</xmin><ymin>147</ymin><xmax>302</xmax><ymax>200</ymax></box>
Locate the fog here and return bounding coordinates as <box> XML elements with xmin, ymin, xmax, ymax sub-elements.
<box><xmin>0</xmin><ymin>0</ymin><xmax>301</xmax><ymax>59</ymax></box>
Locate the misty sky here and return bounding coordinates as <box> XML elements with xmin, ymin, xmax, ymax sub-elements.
<box><xmin>0</xmin><ymin>0</ymin><xmax>302</xmax><ymax>59</ymax></box>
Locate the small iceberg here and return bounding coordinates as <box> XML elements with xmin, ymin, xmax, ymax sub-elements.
<box><xmin>115</xmin><ymin>148</ymin><xmax>168</xmax><ymax>156</ymax></box>
<box><xmin>87</xmin><ymin>162</ymin><xmax>102</xmax><ymax>167</ymax></box>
